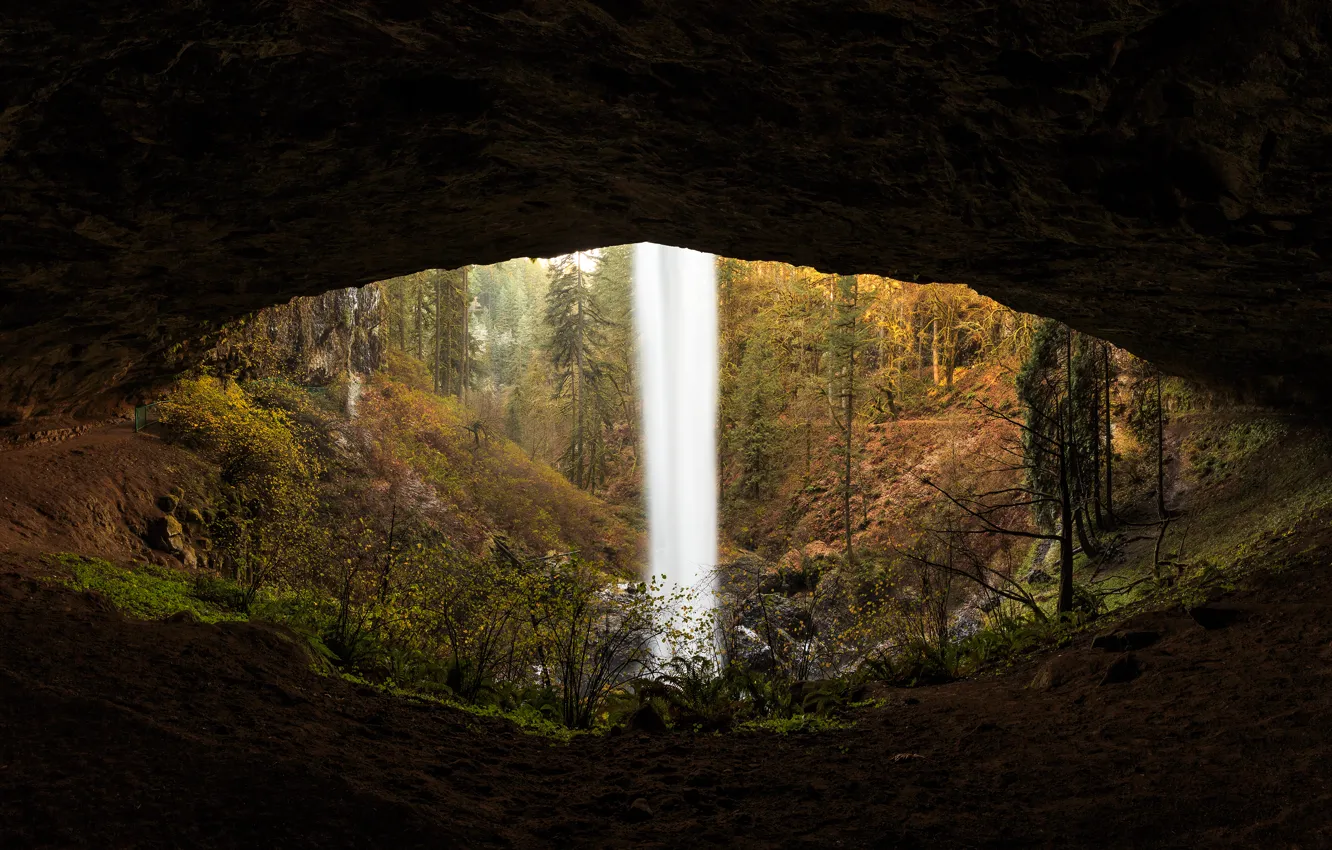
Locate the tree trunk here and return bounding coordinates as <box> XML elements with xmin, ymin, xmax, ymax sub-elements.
<box><xmin>843</xmin><ymin>277</ymin><xmax>856</xmax><ymax>565</ymax></box>
<box><xmin>395</xmin><ymin>280</ymin><xmax>406</xmax><ymax>350</ymax></box>
<box><xmin>1156</xmin><ymin>373</ymin><xmax>1167</xmax><ymax>520</ymax></box>
<box><xmin>460</xmin><ymin>266</ymin><xmax>470</xmax><ymax>400</ymax></box>
<box><xmin>1104</xmin><ymin>344</ymin><xmax>1115</xmax><ymax>529</ymax></box>
<box><xmin>930</xmin><ymin>318</ymin><xmax>940</xmax><ymax>385</ymax></box>
<box><xmin>1059</xmin><ymin>328</ymin><xmax>1075</xmax><ymax>614</ymax></box>
<box><xmin>1074</xmin><ymin>507</ymin><xmax>1100</xmax><ymax>557</ymax></box>
<box><xmin>1058</xmin><ymin>431</ymin><xmax>1075</xmax><ymax>615</ymax></box>
<box><xmin>433</xmin><ymin>273</ymin><xmax>443</xmax><ymax>393</ymax></box>
<box><xmin>415</xmin><ymin>278</ymin><xmax>424</xmax><ymax>360</ymax></box>
<box><xmin>1089</xmin><ymin>356</ymin><xmax>1102</xmax><ymax>527</ymax></box>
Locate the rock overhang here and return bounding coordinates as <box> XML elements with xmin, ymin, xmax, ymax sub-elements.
<box><xmin>2</xmin><ymin>0</ymin><xmax>1331</xmax><ymax>418</ymax></box>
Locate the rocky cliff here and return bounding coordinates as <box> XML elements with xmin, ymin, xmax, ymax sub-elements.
<box><xmin>205</xmin><ymin>285</ymin><xmax>386</xmax><ymax>389</ymax></box>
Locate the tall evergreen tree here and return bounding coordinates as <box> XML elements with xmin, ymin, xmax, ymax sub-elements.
<box><xmin>828</xmin><ymin>274</ymin><xmax>871</xmax><ymax>563</ymax></box>
<box><xmin>544</xmin><ymin>253</ymin><xmax>612</xmax><ymax>490</ymax></box>
<box><xmin>726</xmin><ymin>330</ymin><xmax>785</xmax><ymax>499</ymax></box>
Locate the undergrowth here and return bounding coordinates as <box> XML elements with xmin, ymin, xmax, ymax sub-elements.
<box><xmin>53</xmin><ymin>554</ymin><xmax>247</xmax><ymax>623</ymax></box>
<box><xmin>45</xmin><ymin>553</ymin><xmax>866</xmax><ymax>737</ymax></box>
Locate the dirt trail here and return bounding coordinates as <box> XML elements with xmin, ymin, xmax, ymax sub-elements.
<box><xmin>5</xmin><ymin>555</ymin><xmax>1332</xmax><ymax>848</ymax></box>
<box><xmin>0</xmin><ymin>422</ymin><xmax>214</xmax><ymax>572</ymax></box>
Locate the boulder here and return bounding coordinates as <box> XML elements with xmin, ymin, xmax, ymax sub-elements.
<box><xmin>1023</xmin><ymin>568</ymin><xmax>1053</xmax><ymax>586</ymax></box>
<box><xmin>1100</xmin><ymin>653</ymin><xmax>1143</xmax><ymax>685</ymax></box>
<box><xmin>1091</xmin><ymin>630</ymin><xmax>1161</xmax><ymax>653</ymax></box>
<box><xmin>1189</xmin><ymin>605</ymin><xmax>1242</xmax><ymax>630</ymax></box>
<box><xmin>147</xmin><ymin>514</ymin><xmax>185</xmax><ymax>554</ymax></box>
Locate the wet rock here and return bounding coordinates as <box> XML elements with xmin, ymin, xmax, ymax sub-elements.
<box><xmin>147</xmin><ymin>514</ymin><xmax>185</xmax><ymax>554</ymax></box>
<box><xmin>1024</xmin><ymin>568</ymin><xmax>1054</xmax><ymax>586</ymax></box>
<box><xmin>951</xmin><ymin>603</ymin><xmax>986</xmax><ymax>640</ymax></box>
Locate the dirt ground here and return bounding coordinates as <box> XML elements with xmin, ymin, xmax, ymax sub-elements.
<box><xmin>4</xmin><ymin>550</ymin><xmax>1332</xmax><ymax>849</ymax></box>
<box><xmin>0</xmin><ymin>422</ymin><xmax>214</xmax><ymax>572</ymax></box>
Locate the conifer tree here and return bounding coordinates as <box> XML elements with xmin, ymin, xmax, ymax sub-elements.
<box><xmin>828</xmin><ymin>274</ymin><xmax>871</xmax><ymax>563</ymax></box>
<box><xmin>727</xmin><ymin>330</ymin><xmax>784</xmax><ymax>498</ymax></box>
<box><xmin>544</xmin><ymin>253</ymin><xmax>612</xmax><ymax>490</ymax></box>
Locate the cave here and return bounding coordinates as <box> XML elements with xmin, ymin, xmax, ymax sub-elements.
<box><xmin>5</xmin><ymin>3</ymin><xmax>1332</xmax><ymax>848</ymax></box>
<box><xmin>5</xmin><ymin>0</ymin><xmax>1332</xmax><ymax>421</ymax></box>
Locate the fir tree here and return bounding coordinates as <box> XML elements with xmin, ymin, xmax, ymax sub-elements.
<box><xmin>544</xmin><ymin>253</ymin><xmax>612</xmax><ymax>490</ymax></box>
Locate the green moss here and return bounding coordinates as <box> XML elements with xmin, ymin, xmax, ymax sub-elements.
<box><xmin>51</xmin><ymin>554</ymin><xmax>247</xmax><ymax>623</ymax></box>
<box><xmin>341</xmin><ymin>673</ymin><xmax>580</xmax><ymax>743</ymax></box>
<box><xmin>736</xmin><ymin>714</ymin><xmax>851</xmax><ymax>734</ymax></box>
<box><xmin>1185</xmin><ymin>418</ymin><xmax>1289</xmax><ymax>483</ymax></box>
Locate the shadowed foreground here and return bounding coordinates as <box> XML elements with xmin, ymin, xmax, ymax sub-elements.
<box><xmin>4</xmin><ymin>548</ymin><xmax>1332</xmax><ymax>848</ymax></box>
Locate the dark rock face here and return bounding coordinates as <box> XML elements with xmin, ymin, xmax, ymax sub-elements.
<box><xmin>204</xmin><ymin>285</ymin><xmax>386</xmax><ymax>386</ymax></box>
<box><xmin>3</xmin><ymin>1</ymin><xmax>1331</xmax><ymax>418</ymax></box>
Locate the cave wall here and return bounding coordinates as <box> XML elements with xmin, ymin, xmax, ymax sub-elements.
<box><xmin>2</xmin><ymin>1</ymin><xmax>1332</xmax><ymax>419</ymax></box>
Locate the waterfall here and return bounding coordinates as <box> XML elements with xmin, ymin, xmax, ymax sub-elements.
<box><xmin>633</xmin><ymin>243</ymin><xmax>719</xmax><ymax>656</ymax></box>
<box><xmin>345</xmin><ymin>373</ymin><xmax>362</xmax><ymax>419</ymax></box>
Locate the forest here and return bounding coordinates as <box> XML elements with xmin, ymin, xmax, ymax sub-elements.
<box><xmin>71</xmin><ymin>246</ymin><xmax>1190</xmax><ymax>735</ymax></box>
<box><xmin>0</xmin><ymin>238</ymin><xmax>1228</xmax><ymax>745</ymax></box>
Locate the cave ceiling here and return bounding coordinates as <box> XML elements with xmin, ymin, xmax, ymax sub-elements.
<box><xmin>2</xmin><ymin>0</ymin><xmax>1332</xmax><ymax>418</ymax></box>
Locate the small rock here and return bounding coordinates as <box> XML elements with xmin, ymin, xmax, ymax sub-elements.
<box><xmin>627</xmin><ymin>702</ymin><xmax>669</xmax><ymax>735</ymax></box>
<box><xmin>1023</xmin><ymin>568</ymin><xmax>1053</xmax><ymax>586</ymax></box>
<box><xmin>164</xmin><ymin>610</ymin><xmax>201</xmax><ymax>625</ymax></box>
<box><xmin>1030</xmin><ymin>654</ymin><xmax>1104</xmax><ymax>691</ymax></box>
<box><xmin>181</xmin><ymin>545</ymin><xmax>198</xmax><ymax>570</ymax></box>
<box><xmin>627</xmin><ymin>798</ymin><xmax>653</xmax><ymax>822</ymax></box>
<box><xmin>1100</xmin><ymin>653</ymin><xmax>1142</xmax><ymax>685</ymax></box>
<box><xmin>1189</xmin><ymin>606</ymin><xmax>1240</xmax><ymax>630</ymax></box>
<box><xmin>185</xmin><ymin>507</ymin><xmax>205</xmax><ymax>525</ymax></box>
<box><xmin>1029</xmin><ymin>666</ymin><xmax>1054</xmax><ymax>691</ymax></box>
<box><xmin>157</xmin><ymin>494</ymin><xmax>179</xmax><ymax>514</ymax></box>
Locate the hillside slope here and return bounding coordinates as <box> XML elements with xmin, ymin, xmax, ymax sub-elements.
<box><xmin>0</xmin><ymin>367</ymin><xmax>640</xmax><ymax>579</ymax></box>
<box><xmin>725</xmin><ymin>363</ymin><xmax>1021</xmax><ymax>563</ymax></box>
<box><xmin>357</xmin><ymin>367</ymin><xmax>640</xmax><ymax>568</ymax></box>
